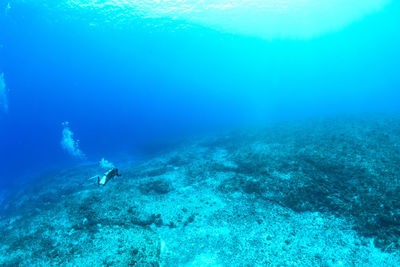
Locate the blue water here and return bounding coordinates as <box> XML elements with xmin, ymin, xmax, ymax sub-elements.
<box><xmin>1</xmin><ymin>0</ymin><xmax>400</xmax><ymax>189</ymax></box>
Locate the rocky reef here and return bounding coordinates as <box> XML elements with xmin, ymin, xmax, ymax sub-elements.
<box><xmin>1</xmin><ymin>114</ymin><xmax>400</xmax><ymax>266</ymax></box>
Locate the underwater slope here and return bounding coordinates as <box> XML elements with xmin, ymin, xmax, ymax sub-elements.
<box><xmin>1</xmin><ymin>114</ymin><xmax>400</xmax><ymax>265</ymax></box>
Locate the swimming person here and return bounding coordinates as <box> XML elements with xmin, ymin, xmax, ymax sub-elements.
<box><xmin>91</xmin><ymin>168</ymin><xmax>122</xmax><ymax>186</ymax></box>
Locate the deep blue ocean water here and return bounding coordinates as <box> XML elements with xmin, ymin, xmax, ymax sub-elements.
<box><xmin>1</xmin><ymin>0</ymin><xmax>400</xmax><ymax>190</ymax></box>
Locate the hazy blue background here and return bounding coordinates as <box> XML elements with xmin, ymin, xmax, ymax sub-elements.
<box><xmin>0</xmin><ymin>0</ymin><xmax>400</xmax><ymax>189</ymax></box>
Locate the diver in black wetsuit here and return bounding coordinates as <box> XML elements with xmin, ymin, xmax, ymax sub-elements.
<box><xmin>91</xmin><ymin>168</ymin><xmax>121</xmax><ymax>186</ymax></box>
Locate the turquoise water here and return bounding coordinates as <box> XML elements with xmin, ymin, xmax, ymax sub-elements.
<box><xmin>1</xmin><ymin>0</ymin><xmax>399</xmax><ymax>186</ymax></box>
<box><xmin>1</xmin><ymin>1</ymin><xmax>400</xmax><ymax>185</ymax></box>
<box><xmin>1</xmin><ymin>1</ymin><xmax>400</xmax><ymax>265</ymax></box>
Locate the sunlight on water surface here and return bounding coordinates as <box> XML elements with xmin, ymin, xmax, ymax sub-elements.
<box><xmin>63</xmin><ymin>0</ymin><xmax>392</xmax><ymax>38</ymax></box>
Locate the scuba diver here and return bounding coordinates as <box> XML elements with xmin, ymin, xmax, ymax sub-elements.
<box><xmin>91</xmin><ymin>168</ymin><xmax>122</xmax><ymax>186</ymax></box>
